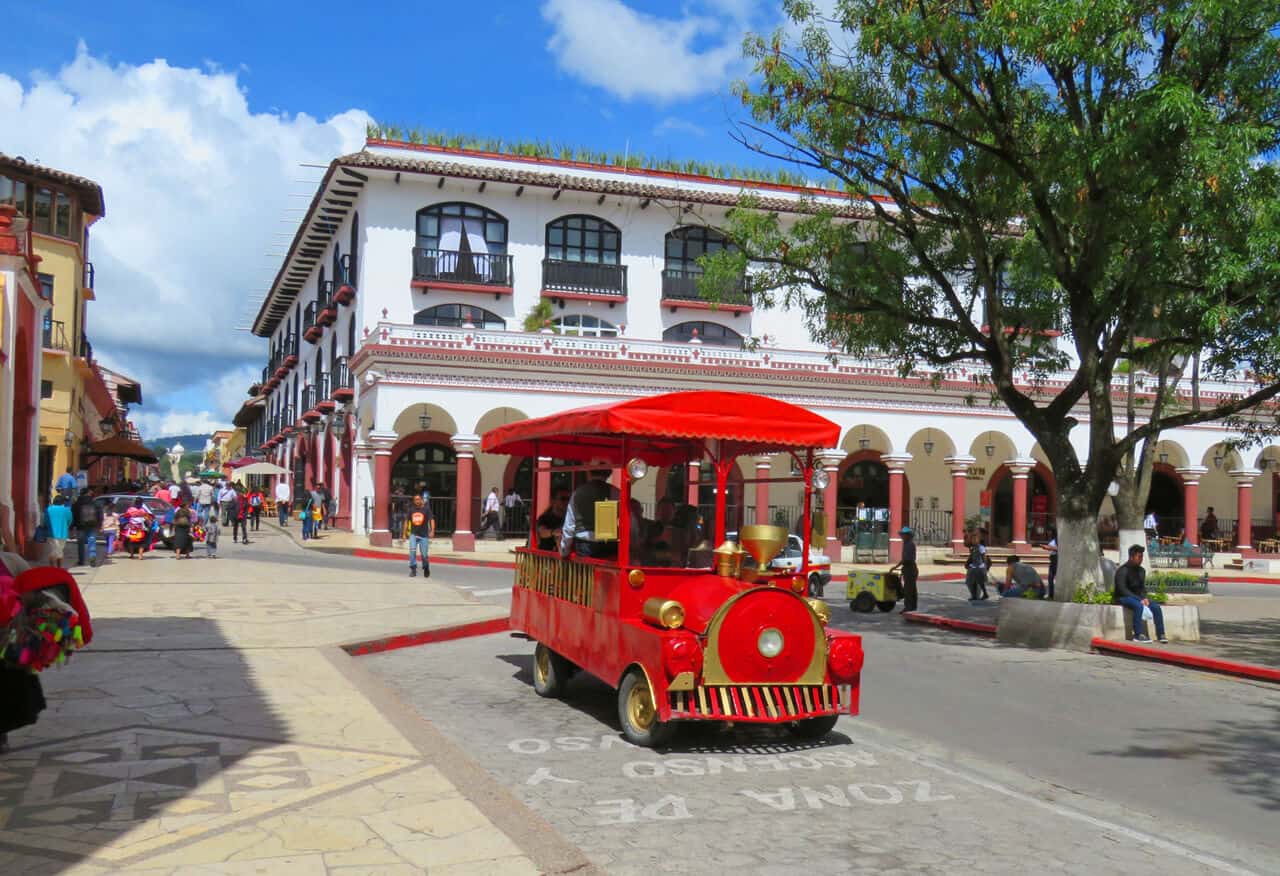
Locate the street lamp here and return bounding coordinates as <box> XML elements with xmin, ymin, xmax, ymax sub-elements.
<box><xmin>923</xmin><ymin>429</ymin><xmax>935</xmax><ymax>456</ymax></box>
<box><xmin>983</xmin><ymin>432</ymin><xmax>995</xmax><ymax>459</ymax></box>
<box><xmin>419</xmin><ymin>406</ymin><xmax>432</xmax><ymax>433</ymax></box>
<box><xmin>330</xmin><ymin>410</ymin><xmax>348</xmax><ymax>439</ymax></box>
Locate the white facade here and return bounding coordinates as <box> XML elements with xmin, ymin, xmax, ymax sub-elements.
<box><xmin>251</xmin><ymin>142</ymin><xmax>1280</xmax><ymax>553</ymax></box>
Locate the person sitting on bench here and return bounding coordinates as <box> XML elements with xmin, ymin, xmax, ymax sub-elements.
<box><xmin>1113</xmin><ymin>544</ymin><xmax>1167</xmax><ymax>644</ymax></box>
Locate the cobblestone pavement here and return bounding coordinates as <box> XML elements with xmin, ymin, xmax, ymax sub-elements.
<box><xmin>365</xmin><ymin>631</ymin><xmax>1276</xmax><ymax>875</ymax></box>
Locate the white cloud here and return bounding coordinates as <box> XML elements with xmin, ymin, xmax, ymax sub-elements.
<box><xmin>130</xmin><ymin>409</ymin><xmax>225</xmax><ymax>440</ymax></box>
<box><xmin>0</xmin><ymin>44</ymin><xmax>370</xmax><ymax>432</ymax></box>
<box><xmin>541</xmin><ymin>0</ymin><xmax>754</xmax><ymax>102</ymax></box>
<box><xmin>654</xmin><ymin>116</ymin><xmax>706</xmax><ymax>138</ymax></box>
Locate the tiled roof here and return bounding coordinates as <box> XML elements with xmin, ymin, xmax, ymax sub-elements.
<box><xmin>0</xmin><ymin>153</ymin><xmax>105</xmax><ymax>217</ymax></box>
<box><xmin>338</xmin><ymin>150</ymin><xmax>876</xmax><ymax>219</ymax></box>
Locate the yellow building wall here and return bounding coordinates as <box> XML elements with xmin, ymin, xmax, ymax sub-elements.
<box><xmin>34</xmin><ymin>234</ymin><xmax>92</xmax><ymax>484</ymax></box>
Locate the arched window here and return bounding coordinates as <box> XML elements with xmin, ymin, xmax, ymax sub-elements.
<box><xmin>553</xmin><ymin>314</ymin><xmax>618</xmax><ymax>338</ymax></box>
<box><xmin>415</xmin><ymin>203</ymin><xmax>509</xmax><ymax>285</ymax></box>
<box><xmin>546</xmin><ymin>215</ymin><xmax>620</xmax><ymax>264</ymax></box>
<box><xmin>349</xmin><ymin>211</ymin><xmax>359</xmax><ymax>281</ymax></box>
<box><xmin>347</xmin><ymin>312</ymin><xmax>356</xmax><ymax>354</ymax></box>
<box><xmin>332</xmin><ymin>242</ymin><xmax>342</xmax><ymax>286</ymax></box>
<box><xmin>414</xmin><ymin>303</ymin><xmax>505</xmax><ymax>329</ymax></box>
<box><xmin>662</xmin><ymin>321</ymin><xmax>744</xmax><ymax>348</ymax></box>
<box><xmin>664</xmin><ymin>225</ymin><xmax>733</xmax><ymax>275</ymax></box>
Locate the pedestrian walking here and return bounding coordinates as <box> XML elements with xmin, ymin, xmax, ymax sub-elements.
<box><xmin>218</xmin><ymin>482</ymin><xmax>237</xmax><ymax>527</ymax></box>
<box><xmin>248</xmin><ymin>487</ymin><xmax>264</xmax><ymax>531</ymax></box>
<box><xmin>44</xmin><ymin>497</ymin><xmax>72</xmax><ymax>569</ymax></box>
<box><xmin>275</xmin><ymin>479</ymin><xmax>291</xmax><ymax>526</ymax></box>
<box><xmin>503</xmin><ymin>487</ymin><xmax>523</xmax><ymax>536</ymax></box>
<box><xmin>477</xmin><ymin>487</ymin><xmax>501</xmax><ymax>539</ymax></box>
<box><xmin>407</xmin><ymin>495</ymin><xmax>435</xmax><ymax>577</ymax></box>
<box><xmin>235</xmin><ymin>486</ymin><xmax>252</xmax><ymax>545</ymax></box>
<box><xmin>101</xmin><ymin>506</ymin><xmax>119</xmax><ymax>559</ymax></box>
<box><xmin>888</xmin><ymin>526</ymin><xmax>919</xmax><ymax>613</ymax></box>
<box><xmin>172</xmin><ymin>500</ymin><xmax>194</xmax><ymax>559</ymax></box>
<box><xmin>121</xmin><ymin>499</ymin><xmax>153</xmax><ymax>560</ymax></box>
<box><xmin>319</xmin><ymin>484</ymin><xmax>332</xmax><ymax>531</ymax></box>
<box><xmin>54</xmin><ymin>468</ymin><xmax>77</xmax><ymax>502</ymax></box>
<box><xmin>965</xmin><ymin>529</ymin><xmax>990</xmax><ymax>602</ymax></box>
<box><xmin>307</xmin><ymin>485</ymin><xmax>325</xmax><ymax>538</ymax></box>
<box><xmin>204</xmin><ymin>514</ymin><xmax>219</xmax><ymax>558</ymax></box>
<box><xmin>1045</xmin><ymin>526</ymin><xmax>1058</xmax><ymax>601</ymax></box>
<box><xmin>72</xmin><ymin>488</ymin><xmax>102</xmax><ymax>567</ymax></box>
<box><xmin>195</xmin><ymin>479</ymin><xmax>215</xmax><ymax>525</ymax></box>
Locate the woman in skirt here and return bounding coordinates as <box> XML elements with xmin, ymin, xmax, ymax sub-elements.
<box><xmin>121</xmin><ymin>499</ymin><xmax>154</xmax><ymax>560</ymax></box>
<box><xmin>172</xmin><ymin>500</ymin><xmax>194</xmax><ymax>559</ymax></box>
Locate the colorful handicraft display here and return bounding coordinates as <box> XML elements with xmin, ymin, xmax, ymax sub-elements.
<box><xmin>0</xmin><ymin>566</ymin><xmax>94</xmax><ymax>673</ymax></box>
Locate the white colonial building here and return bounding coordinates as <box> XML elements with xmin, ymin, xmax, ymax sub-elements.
<box><xmin>246</xmin><ymin>139</ymin><xmax>1280</xmax><ymax>559</ymax></box>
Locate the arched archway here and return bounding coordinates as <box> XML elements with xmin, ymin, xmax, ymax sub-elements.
<box><xmin>837</xmin><ymin>450</ymin><xmax>910</xmax><ymax>537</ymax></box>
<box><xmin>389</xmin><ymin>429</ymin><xmax>479</xmax><ymax>535</ymax></box>
<box><xmin>987</xmin><ymin>462</ymin><xmax>1057</xmax><ymax>546</ymax></box>
<box><xmin>1147</xmin><ymin>462</ymin><xmax>1184</xmax><ymax>536</ymax></box>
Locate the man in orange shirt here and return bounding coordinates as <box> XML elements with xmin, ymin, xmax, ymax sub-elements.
<box><xmin>407</xmin><ymin>495</ymin><xmax>435</xmax><ymax>578</ymax></box>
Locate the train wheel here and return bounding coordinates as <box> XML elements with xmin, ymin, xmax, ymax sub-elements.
<box><xmin>532</xmin><ymin>642</ymin><xmax>570</xmax><ymax>698</ymax></box>
<box><xmin>787</xmin><ymin>714</ymin><xmax>839</xmax><ymax>739</ymax></box>
<box><xmin>618</xmin><ymin>668</ymin><xmax>673</xmax><ymax>748</ymax></box>
<box><xmin>876</xmin><ymin>601</ymin><xmax>897</xmax><ymax>612</ymax></box>
<box><xmin>853</xmin><ymin>592</ymin><xmax>876</xmax><ymax>613</ymax></box>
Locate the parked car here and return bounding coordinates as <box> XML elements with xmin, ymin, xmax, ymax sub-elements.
<box><xmin>94</xmin><ymin>494</ymin><xmax>175</xmax><ymax>549</ymax></box>
<box><xmin>727</xmin><ymin>531</ymin><xmax>832</xmax><ymax>596</ymax></box>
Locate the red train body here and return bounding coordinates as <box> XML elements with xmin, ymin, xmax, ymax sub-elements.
<box><xmin>483</xmin><ymin>391</ymin><xmax>865</xmax><ymax>747</ymax></box>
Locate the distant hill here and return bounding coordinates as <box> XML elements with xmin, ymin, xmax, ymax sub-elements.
<box><xmin>144</xmin><ymin>433</ymin><xmax>213</xmax><ymax>452</ymax></box>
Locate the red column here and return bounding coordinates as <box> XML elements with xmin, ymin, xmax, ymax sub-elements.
<box><xmin>883</xmin><ymin>454</ymin><xmax>911</xmax><ymax>562</ymax></box>
<box><xmin>1177</xmin><ymin>466</ymin><xmax>1206</xmax><ymax>545</ymax></box>
<box><xmin>369</xmin><ymin>444</ymin><xmax>393</xmax><ymax>547</ymax></box>
<box><xmin>1009</xmin><ymin>460</ymin><xmax>1033</xmax><ymax>550</ymax></box>
<box><xmin>754</xmin><ymin>456</ymin><xmax>772</xmax><ymax>525</ymax></box>
<box><xmin>336</xmin><ymin>420</ymin><xmax>353</xmax><ymax>530</ymax></box>
<box><xmin>535</xmin><ymin>456</ymin><xmax>552</xmax><ymax>518</ymax></box>
<box><xmin>947</xmin><ymin>455</ymin><xmax>975</xmax><ymax>553</ymax></box>
<box><xmin>1232</xmin><ymin>469</ymin><xmax>1260</xmax><ymax>552</ymax></box>
<box><xmin>452</xmin><ymin>436</ymin><xmax>479</xmax><ymax>551</ymax></box>
<box><xmin>817</xmin><ymin>451</ymin><xmax>841</xmax><ymax>559</ymax></box>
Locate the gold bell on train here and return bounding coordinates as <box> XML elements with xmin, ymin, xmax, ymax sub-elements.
<box><xmin>713</xmin><ymin>540</ymin><xmax>743</xmax><ymax>578</ymax></box>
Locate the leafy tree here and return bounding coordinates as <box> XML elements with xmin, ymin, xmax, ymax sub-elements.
<box><xmin>708</xmin><ymin>0</ymin><xmax>1280</xmax><ymax>594</ymax></box>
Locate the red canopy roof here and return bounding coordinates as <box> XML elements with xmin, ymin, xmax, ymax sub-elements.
<box><xmin>481</xmin><ymin>391</ymin><xmax>839</xmax><ymax>463</ymax></box>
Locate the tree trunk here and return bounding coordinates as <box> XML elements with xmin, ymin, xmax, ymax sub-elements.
<box><xmin>1051</xmin><ymin>484</ymin><xmax>1103</xmax><ymax>602</ymax></box>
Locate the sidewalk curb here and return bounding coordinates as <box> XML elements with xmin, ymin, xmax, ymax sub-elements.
<box><xmin>901</xmin><ymin>611</ymin><xmax>997</xmax><ymax>636</ymax></box>
<box><xmin>1090</xmin><ymin>638</ymin><xmax>1280</xmax><ymax>683</ymax></box>
<box><xmin>350</xmin><ymin>547</ymin><xmax>516</xmax><ymax>569</ymax></box>
<box><xmin>343</xmin><ymin>616</ymin><xmax>512</xmax><ymax>656</ymax></box>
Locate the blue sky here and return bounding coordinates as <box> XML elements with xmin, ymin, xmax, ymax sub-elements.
<box><xmin>0</xmin><ymin>0</ymin><xmax>813</xmax><ymax>438</ymax></box>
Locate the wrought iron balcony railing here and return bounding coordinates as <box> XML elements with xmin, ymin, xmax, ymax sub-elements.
<box><xmin>542</xmin><ymin>259</ymin><xmax>627</xmax><ymax>298</ymax></box>
<box><xmin>660</xmin><ymin>268</ymin><xmax>750</xmax><ymax>305</ymax></box>
<box><xmin>412</xmin><ymin>248</ymin><xmax>513</xmax><ymax>287</ymax></box>
<box><xmin>42</xmin><ymin>317</ymin><xmax>68</xmax><ymax>351</ymax></box>
<box><xmin>331</xmin><ymin>356</ymin><xmax>353</xmax><ymax>392</ymax></box>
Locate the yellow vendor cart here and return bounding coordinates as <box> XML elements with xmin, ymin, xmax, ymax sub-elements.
<box><xmin>847</xmin><ymin>570</ymin><xmax>902</xmax><ymax>613</ymax></box>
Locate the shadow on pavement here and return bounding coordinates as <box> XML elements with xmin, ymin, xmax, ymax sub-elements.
<box><xmin>1091</xmin><ymin>701</ymin><xmax>1280</xmax><ymax>812</ymax></box>
<box><xmin>1197</xmin><ymin>617</ymin><xmax>1280</xmax><ymax>669</ymax></box>
<box><xmin>498</xmin><ymin>652</ymin><xmax>859</xmax><ymax>754</ymax></box>
<box><xmin>0</xmin><ymin>617</ymin><xmax>295</xmax><ymax>872</ymax></box>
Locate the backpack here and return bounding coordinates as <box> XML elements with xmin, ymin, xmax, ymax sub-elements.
<box><xmin>78</xmin><ymin>501</ymin><xmax>98</xmax><ymax>526</ymax></box>
<box><xmin>250</xmin><ymin>494</ymin><xmax>262</xmax><ymax>507</ymax></box>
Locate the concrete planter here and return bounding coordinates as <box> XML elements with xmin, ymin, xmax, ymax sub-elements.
<box><xmin>995</xmin><ymin>599</ymin><xmax>1201</xmax><ymax>651</ymax></box>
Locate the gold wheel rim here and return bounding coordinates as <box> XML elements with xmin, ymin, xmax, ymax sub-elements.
<box><xmin>626</xmin><ymin>678</ymin><xmax>656</xmax><ymax>731</ymax></box>
<box><xmin>534</xmin><ymin>646</ymin><xmax>550</xmax><ymax>686</ymax></box>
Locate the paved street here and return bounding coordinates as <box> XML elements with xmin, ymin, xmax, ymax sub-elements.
<box><xmin>5</xmin><ymin>535</ymin><xmax>1279</xmax><ymax>874</ymax></box>
<box><xmin>370</xmin><ymin>566</ymin><xmax>1280</xmax><ymax>875</ymax></box>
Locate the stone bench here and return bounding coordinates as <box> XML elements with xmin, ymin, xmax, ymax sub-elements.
<box><xmin>995</xmin><ymin>599</ymin><xmax>1200</xmax><ymax>651</ymax></box>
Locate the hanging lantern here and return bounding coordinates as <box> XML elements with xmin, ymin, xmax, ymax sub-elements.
<box><xmin>419</xmin><ymin>406</ymin><xmax>432</xmax><ymax>432</ymax></box>
<box><xmin>923</xmin><ymin>429</ymin><xmax>935</xmax><ymax>456</ymax></box>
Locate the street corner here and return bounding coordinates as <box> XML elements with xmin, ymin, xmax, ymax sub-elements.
<box><xmin>361</xmin><ymin>634</ymin><xmax>1226</xmax><ymax>875</ymax></box>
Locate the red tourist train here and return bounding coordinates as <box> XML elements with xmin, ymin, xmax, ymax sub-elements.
<box><xmin>482</xmin><ymin>391</ymin><xmax>865</xmax><ymax>747</ymax></box>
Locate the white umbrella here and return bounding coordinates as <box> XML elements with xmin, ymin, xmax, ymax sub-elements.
<box><xmin>231</xmin><ymin>461</ymin><xmax>289</xmax><ymax>477</ymax></box>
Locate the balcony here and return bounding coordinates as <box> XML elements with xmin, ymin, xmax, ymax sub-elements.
<box><xmin>282</xmin><ymin>333</ymin><xmax>300</xmax><ymax>367</ymax></box>
<box><xmin>335</xmin><ymin>253</ymin><xmax>356</xmax><ymax>304</ymax></box>
<box><xmin>541</xmin><ymin>259</ymin><xmax>627</xmax><ymax>304</ymax></box>
<box><xmin>301</xmin><ymin>385</ymin><xmax>321</xmax><ymax>420</ymax></box>
<box><xmin>303</xmin><ymin>302</ymin><xmax>322</xmax><ymax>344</ymax></box>
<box><xmin>318</xmin><ymin>281</ymin><xmax>338</xmax><ymax>326</ymax></box>
<box><xmin>78</xmin><ymin>335</ymin><xmax>93</xmax><ymax>362</ymax></box>
<box><xmin>41</xmin><ymin>317</ymin><xmax>69</xmax><ymax>352</ymax></box>
<box><xmin>660</xmin><ymin>268</ymin><xmax>751</xmax><ymax>313</ymax></box>
<box><xmin>331</xmin><ymin>356</ymin><xmax>355</xmax><ymax>402</ymax></box>
<box><xmin>313</xmin><ymin>372</ymin><xmax>334</xmax><ymax>413</ymax></box>
<box><xmin>83</xmin><ymin>261</ymin><xmax>95</xmax><ymax>293</ymax></box>
<box><xmin>411</xmin><ymin>248</ymin><xmax>514</xmax><ymax>296</ymax></box>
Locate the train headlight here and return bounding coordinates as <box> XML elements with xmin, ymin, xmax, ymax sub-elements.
<box><xmin>757</xmin><ymin>627</ymin><xmax>784</xmax><ymax>659</ymax></box>
<box><xmin>827</xmin><ymin>634</ymin><xmax>864</xmax><ymax>683</ymax></box>
<box><xmin>626</xmin><ymin>457</ymin><xmax>648</xmax><ymax>480</ymax></box>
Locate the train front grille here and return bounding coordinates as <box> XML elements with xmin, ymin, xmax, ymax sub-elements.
<box><xmin>668</xmin><ymin>684</ymin><xmax>851</xmax><ymax>720</ymax></box>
